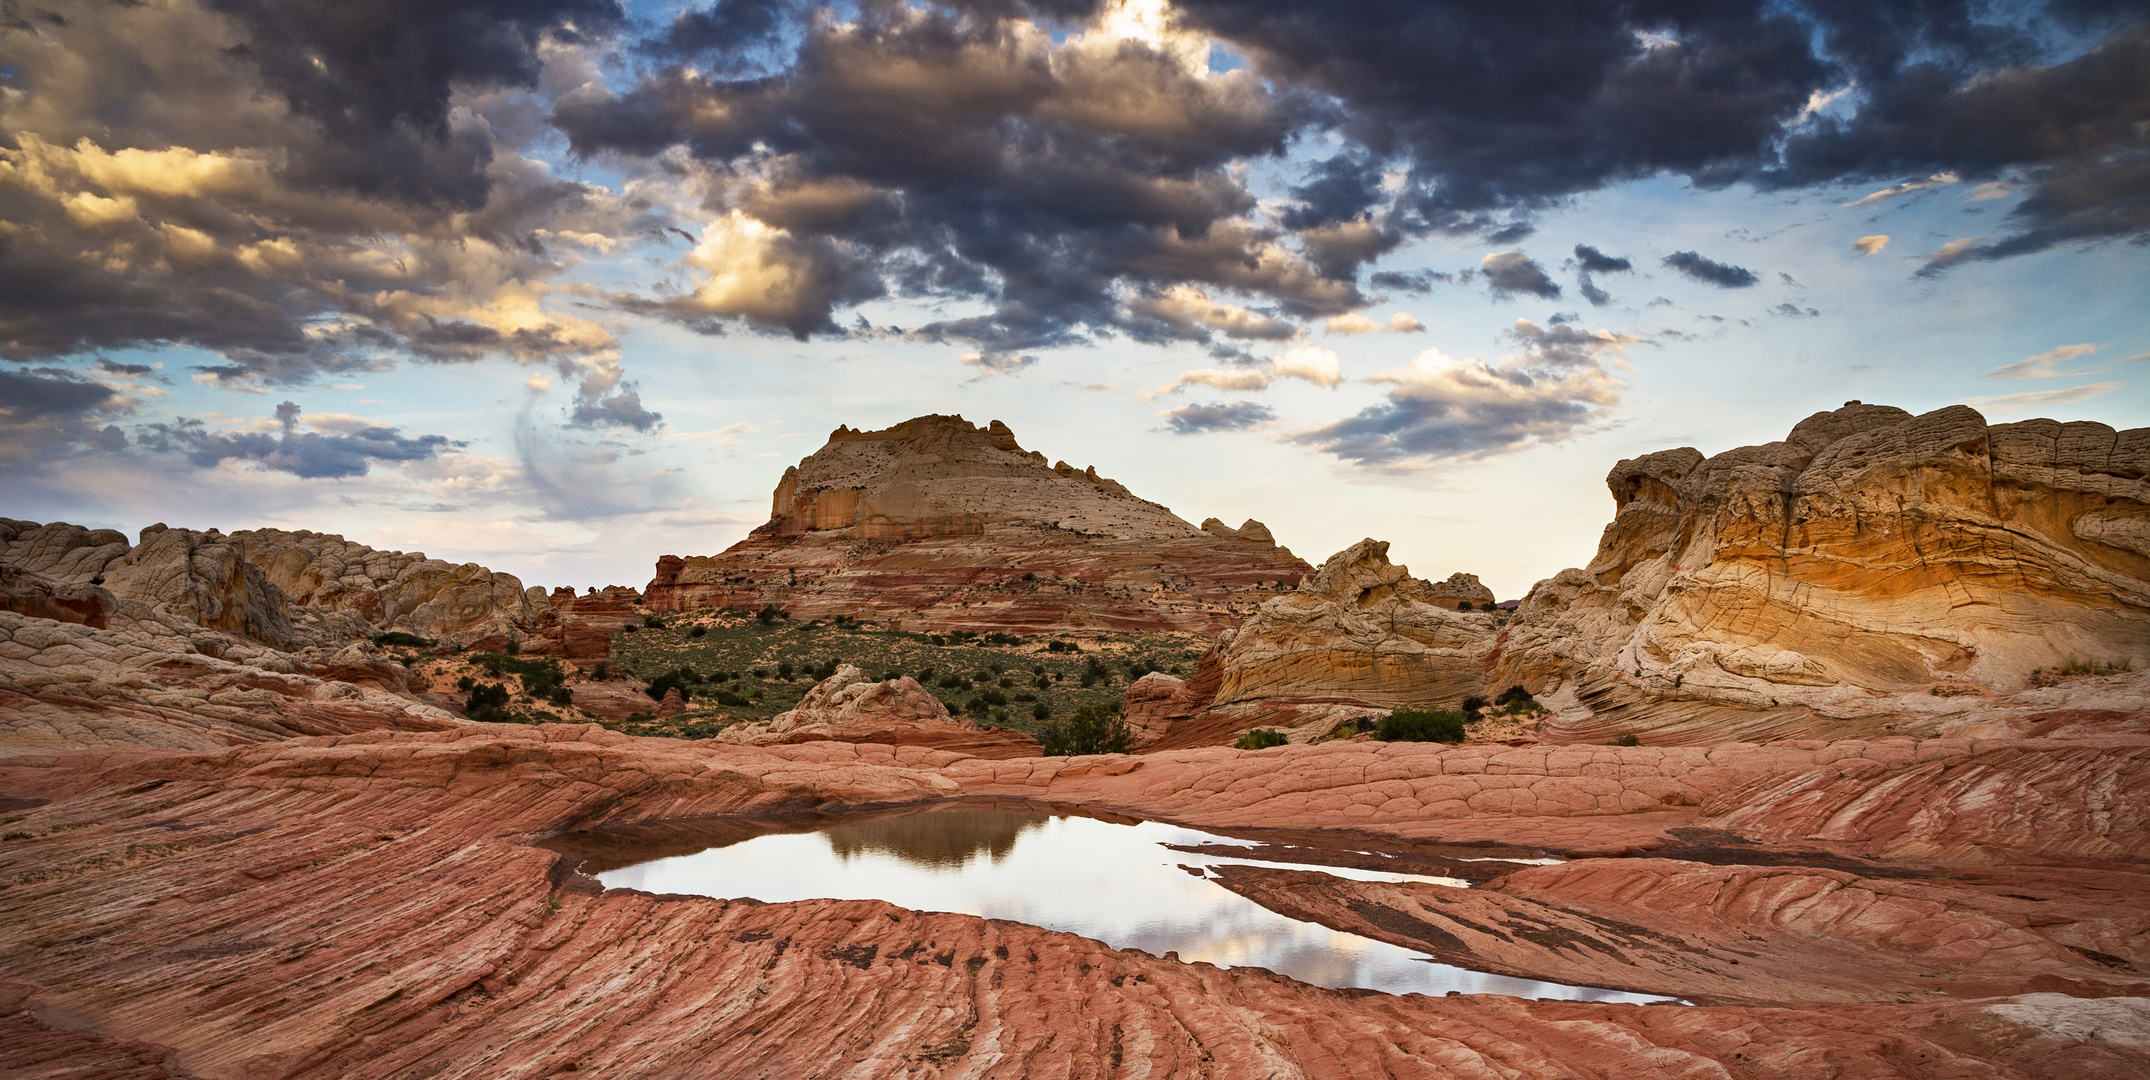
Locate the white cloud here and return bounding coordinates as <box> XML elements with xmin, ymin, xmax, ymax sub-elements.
<box><xmin>1959</xmin><ymin>382</ymin><xmax>2122</xmax><ymax>413</ymax></box>
<box><xmin>526</xmin><ymin>373</ymin><xmax>554</xmax><ymax>392</ymax></box>
<box><xmin>1325</xmin><ymin>312</ymin><xmax>1379</xmax><ymax>335</ymax></box>
<box><xmin>1985</xmin><ymin>343</ymin><xmax>2101</xmax><ymax>380</ymax></box>
<box><xmin>1269</xmin><ymin>345</ymin><xmax>1342</xmax><ymax>388</ymax></box>
<box><xmin>1387</xmin><ymin>313</ymin><xmax>1424</xmax><ymax>333</ymax></box>
<box><xmin>1853</xmin><ymin>235</ymin><xmax>1889</xmax><ymax>255</ymax></box>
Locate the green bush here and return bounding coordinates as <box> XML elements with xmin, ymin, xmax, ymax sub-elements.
<box><xmin>1378</xmin><ymin>708</ymin><xmax>1467</xmax><ymax>743</ymax></box>
<box><xmin>465</xmin><ymin>682</ymin><xmax>513</xmax><ymax>723</ymax></box>
<box><xmin>1038</xmin><ymin>705</ymin><xmax>1131</xmax><ymax>756</ymax></box>
<box><xmin>1495</xmin><ymin>684</ymin><xmax>1535</xmax><ymax>707</ymax></box>
<box><xmin>688</xmin><ymin>625</ymin><xmax>708</xmax><ymax>638</ymax></box>
<box><xmin>1234</xmin><ymin>728</ymin><xmax>1289</xmax><ymax>750</ymax></box>
<box><xmin>1616</xmin><ymin>734</ymin><xmax>1641</xmax><ymax>747</ymax></box>
<box><xmin>371</xmin><ymin>631</ymin><xmax>433</xmax><ymax>648</ymax></box>
<box><xmin>644</xmin><ymin>666</ymin><xmax>699</xmax><ymax>702</ymax></box>
<box><xmin>642</xmin><ymin>614</ymin><xmax>665</xmax><ymax>629</ymax></box>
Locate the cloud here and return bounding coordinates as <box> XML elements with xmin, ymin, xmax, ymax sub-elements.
<box><xmin>1571</xmin><ymin>244</ymin><xmax>1632</xmax><ymax>306</ymax></box>
<box><xmin>136</xmin><ymin>401</ymin><xmax>455</xmax><ymax>479</ymax></box>
<box><xmin>1661</xmin><ymin>251</ymin><xmax>1760</xmax><ymax>288</ymax></box>
<box><xmin>1959</xmin><ymin>382</ymin><xmax>2123</xmax><ymax>413</ymax></box>
<box><xmin>568</xmin><ymin>385</ymin><xmax>664</xmax><ymax>432</ymax></box>
<box><xmin>1844</xmin><ymin>171</ymin><xmax>1959</xmax><ymax>206</ymax></box>
<box><xmin>1160</xmin><ymin>401</ymin><xmax>1277</xmax><ymax>434</ymax></box>
<box><xmin>1854</xmin><ymin>235</ymin><xmax>1890</xmax><ymax>255</ymax></box>
<box><xmin>961</xmin><ymin>352</ymin><xmax>1039</xmax><ymax>375</ymax></box>
<box><xmin>1130</xmin><ymin>286</ymin><xmax>1298</xmax><ymax>342</ymax></box>
<box><xmin>1917</xmin><ymin>237</ymin><xmax>1986</xmax><ymax>276</ymax></box>
<box><xmin>1769</xmin><ymin>303</ymin><xmax>1820</xmax><ymax>317</ymax></box>
<box><xmin>1985</xmin><ymin>343</ymin><xmax>2102</xmax><ymax>379</ymax></box>
<box><xmin>1481</xmin><ymin>250</ymin><xmax>1560</xmax><ymax>299</ymax></box>
<box><xmin>1268</xmin><ymin>345</ymin><xmax>1343</xmax><ymax>388</ymax></box>
<box><xmin>1289</xmin><ymin>319</ymin><xmax>1635</xmax><ymax>469</ymax></box>
<box><xmin>1164</xmin><ymin>344</ymin><xmax>1341</xmax><ymax>394</ymax></box>
<box><xmin>1324</xmin><ymin>311</ymin><xmax>1422</xmax><ymax>334</ymax></box>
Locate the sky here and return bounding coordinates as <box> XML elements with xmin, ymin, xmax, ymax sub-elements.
<box><xmin>2</xmin><ymin>0</ymin><xmax>2146</xmax><ymax>600</ymax></box>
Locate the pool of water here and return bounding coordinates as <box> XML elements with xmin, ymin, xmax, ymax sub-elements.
<box><xmin>591</xmin><ymin>805</ymin><xmax>1672</xmax><ymax>1004</ymax></box>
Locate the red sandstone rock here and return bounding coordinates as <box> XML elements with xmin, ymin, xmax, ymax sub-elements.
<box><xmin>1</xmin><ymin>728</ymin><xmax>2146</xmax><ymax>1077</ymax></box>
<box><xmin>642</xmin><ymin>415</ymin><xmax>1311</xmax><ymax>633</ymax></box>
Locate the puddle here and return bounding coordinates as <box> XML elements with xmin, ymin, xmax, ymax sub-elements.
<box><xmin>588</xmin><ymin>804</ymin><xmax>1671</xmax><ymax>1004</ymax></box>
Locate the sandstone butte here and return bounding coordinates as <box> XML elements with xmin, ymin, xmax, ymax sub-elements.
<box><xmin>642</xmin><ymin>414</ymin><xmax>1318</xmax><ymax>633</ymax></box>
<box><xmin>4</xmin><ymin>401</ymin><xmax>2150</xmax><ymax>1077</ymax></box>
<box><xmin>1127</xmin><ymin>402</ymin><xmax>2150</xmax><ymax>750</ymax></box>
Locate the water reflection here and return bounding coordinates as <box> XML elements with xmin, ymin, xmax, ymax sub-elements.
<box><xmin>822</xmin><ymin>808</ymin><xmax>1046</xmax><ymax>869</ymax></box>
<box><xmin>597</xmin><ymin>805</ymin><xmax>1671</xmax><ymax>1005</ymax></box>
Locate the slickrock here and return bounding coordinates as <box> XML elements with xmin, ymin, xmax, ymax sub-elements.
<box><xmin>720</xmin><ymin>664</ymin><xmax>1041</xmax><ymax>758</ymax></box>
<box><xmin>1210</xmin><ymin>857</ymin><xmax>2150</xmax><ymax>1005</ymax></box>
<box><xmin>1493</xmin><ymin>403</ymin><xmax>2150</xmax><ymax>742</ymax></box>
<box><xmin>643</xmin><ymin>415</ymin><xmax>1311</xmax><ymax>633</ymax></box>
<box><xmin>0</xmin><ymin>611</ymin><xmax>461</xmax><ymax>755</ymax></box>
<box><xmin>3</xmin><ymin>728</ymin><xmax>2147</xmax><ymax>1078</ymax></box>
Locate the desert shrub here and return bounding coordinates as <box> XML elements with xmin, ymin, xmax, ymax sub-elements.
<box><xmin>1234</xmin><ymin>728</ymin><xmax>1289</xmax><ymax>750</ymax></box>
<box><xmin>1495</xmin><ymin>684</ymin><xmax>1535</xmax><ymax>707</ymax></box>
<box><xmin>591</xmin><ymin>662</ymin><xmax>610</xmax><ymax>681</ymax></box>
<box><xmin>978</xmin><ymin>689</ymin><xmax>1009</xmax><ymax>708</ymax></box>
<box><xmin>1047</xmin><ymin>640</ymin><xmax>1079</xmax><ymax>653</ymax></box>
<box><xmin>644</xmin><ymin>667</ymin><xmax>698</xmax><ymax>702</ymax></box>
<box><xmin>1032</xmin><ymin>702</ymin><xmax>1051</xmax><ymax>721</ymax></box>
<box><xmin>1456</xmin><ymin>601</ymin><xmax>1471</xmax><ymax>611</ymax></box>
<box><xmin>986</xmin><ymin>633</ymin><xmax>1021</xmax><ymax>646</ymax></box>
<box><xmin>465</xmin><ymin>682</ymin><xmax>513</xmax><ymax>722</ymax></box>
<box><xmin>679</xmin><ymin>722</ymin><xmax>723</xmax><ymax>739</ymax></box>
<box><xmin>756</xmin><ymin>605</ymin><xmax>786</xmax><ymax>625</ymax></box>
<box><xmin>688</xmin><ymin>626</ymin><xmax>708</xmax><ymax>638</ymax></box>
<box><xmin>1038</xmin><ymin>705</ymin><xmax>1130</xmax><ymax>757</ymax></box>
<box><xmin>1460</xmin><ymin>696</ymin><xmax>1488</xmax><ymax>720</ymax></box>
<box><xmin>371</xmin><ymin>631</ymin><xmax>432</xmax><ymax>648</ymax></box>
<box><xmin>642</xmin><ymin>614</ymin><xmax>665</xmax><ymax>629</ymax></box>
<box><xmin>1616</xmin><ymin>734</ymin><xmax>1641</xmax><ymax>747</ymax></box>
<box><xmin>1378</xmin><ymin>708</ymin><xmax>1467</xmax><ymax>744</ymax></box>
<box><xmin>1032</xmin><ymin>674</ymin><xmax>1050</xmax><ymax>689</ymax></box>
<box><xmin>547</xmin><ymin>685</ymin><xmax>573</xmax><ymax>707</ymax></box>
<box><xmin>777</xmin><ymin>660</ymin><xmax>795</xmax><ymax>681</ymax></box>
<box><xmin>714</xmin><ymin>689</ymin><xmax>752</xmax><ymax>707</ymax></box>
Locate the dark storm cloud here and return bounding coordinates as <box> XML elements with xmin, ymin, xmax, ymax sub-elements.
<box><xmin>1161</xmin><ymin>401</ymin><xmax>1277</xmax><ymax>434</ymax></box>
<box><xmin>92</xmin><ymin>359</ymin><xmax>159</xmax><ymax>378</ymax></box>
<box><xmin>1480</xmin><ymin>250</ymin><xmax>1560</xmax><ymax>299</ymax></box>
<box><xmin>1369</xmin><ymin>269</ymin><xmax>1466</xmax><ymax>293</ymax></box>
<box><xmin>1662</xmin><ymin>251</ymin><xmax>1760</xmax><ymax>288</ymax></box>
<box><xmin>553</xmin><ymin>0</ymin><xmax>1341</xmax><ymax>355</ymax></box>
<box><xmin>0</xmin><ymin>0</ymin><xmax>651</xmax><ymax>402</ymax></box>
<box><xmin>136</xmin><ymin>401</ymin><xmax>454</xmax><ymax>479</ymax></box>
<box><xmin>1171</xmin><ymin>1</ymin><xmax>2150</xmax><ymax>261</ymax></box>
<box><xmin>0</xmin><ymin>368</ymin><xmax>119</xmax><ymax>418</ymax></box>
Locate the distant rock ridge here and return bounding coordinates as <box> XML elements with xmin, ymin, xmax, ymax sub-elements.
<box><xmin>0</xmin><ymin>518</ymin><xmax>626</xmax><ymax>754</ymax></box>
<box><xmin>646</xmin><ymin>414</ymin><xmax>1312</xmax><ymax>633</ymax></box>
<box><xmin>1122</xmin><ymin>402</ymin><xmax>2150</xmax><ymax>750</ymax></box>
<box><xmin>719</xmin><ymin>663</ymin><xmax>1040</xmax><ymax>758</ymax></box>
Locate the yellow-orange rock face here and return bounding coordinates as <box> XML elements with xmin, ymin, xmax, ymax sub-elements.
<box><xmin>644</xmin><ymin>415</ymin><xmax>1311</xmax><ymax>633</ymax></box>
<box><xmin>1495</xmin><ymin>403</ymin><xmax>2150</xmax><ymax>742</ymax></box>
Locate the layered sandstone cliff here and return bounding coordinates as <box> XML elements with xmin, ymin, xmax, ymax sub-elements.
<box><xmin>1121</xmin><ymin>539</ymin><xmax>1503</xmax><ymax>748</ymax></box>
<box><xmin>644</xmin><ymin>415</ymin><xmax>1311</xmax><ymax>633</ymax></box>
<box><xmin>1493</xmin><ymin>403</ymin><xmax>2150</xmax><ymax>742</ymax></box>
<box><xmin>0</xmin><ymin>519</ymin><xmax>625</xmax><ymax>753</ymax></box>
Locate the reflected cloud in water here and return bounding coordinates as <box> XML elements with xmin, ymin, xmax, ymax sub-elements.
<box><xmin>599</xmin><ymin>806</ymin><xmax>1669</xmax><ymax>1004</ymax></box>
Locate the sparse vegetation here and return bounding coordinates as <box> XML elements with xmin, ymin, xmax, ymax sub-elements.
<box><xmin>1378</xmin><ymin>707</ymin><xmax>1467</xmax><ymax>743</ymax></box>
<box><xmin>1038</xmin><ymin>704</ymin><xmax>1131</xmax><ymax>756</ymax></box>
<box><xmin>371</xmin><ymin>631</ymin><xmax>433</xmax><ymax>648</ymax></box>
<box><xmin>1234</xmin><ymin>728</ymin><xmax>1289</xmax><ymax>750</ymax></box>
<box><xmin>1616</xmin><ymin>734</ymin><xmax>1641</xmax><ymax>747</ymax></box>
<box><xmin>2029</xmin><ymin>656</ymin><xmax>2134</xmax><ymax>687</ymax></box>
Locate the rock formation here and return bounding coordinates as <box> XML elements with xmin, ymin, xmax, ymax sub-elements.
<box><xmin>644</xmin><ymin>415</ymin><xmax>1311</xmax><ymax>633</ymax></box>
<box><xmin>3</xmin><ymin>725</ymin><xmax>2147</xmax><ymax>1077</ymax></box>
<box><xmin>0</xmin><ymin>519</ymin><xmax>626</xmax><ymax>753</ymax></box>
<box><xmin>721</xmin><ymin>664</ymin><xmax>1041</xmax><ymax>758</ymax></box>
<box><xmin>1492</xmin><ymin>403</ymin><xmax>2150</xmax><ymax>743</ymax></box>
<box><xmin>1122</xmin><ymin>539</ymin><xmax>1499</xmax><ymax>748</ymax></box>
